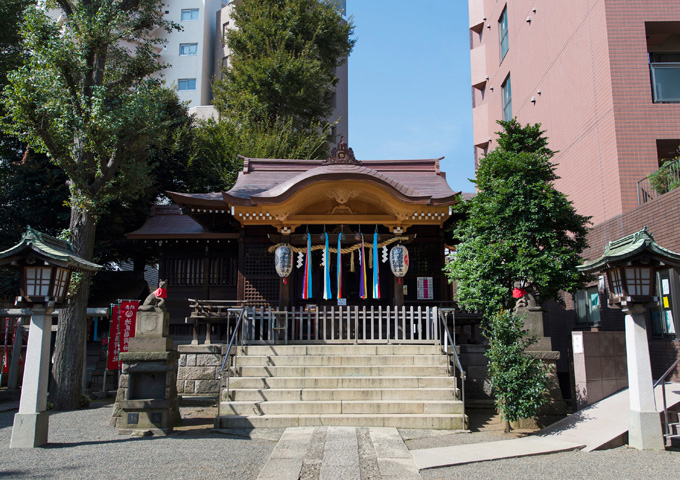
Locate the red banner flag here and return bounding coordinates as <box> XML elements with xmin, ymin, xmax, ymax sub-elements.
<box><xmin>106</xmin><ymin>306</ymin><xmax>121</xmax><ymax>370</ymax></box>
<box><xmin>118</xmin><ymin>300</ymin><xmax>138</xmax><ymax>354</ymax></box>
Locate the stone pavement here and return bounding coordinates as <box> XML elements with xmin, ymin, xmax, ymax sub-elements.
<box><xmin>256</xmin><ymin>426</ymin><xmax>422</xmax><ymax>480</ymax></box>
<box><xmin>411</xmin><ymin>436</ymin><xmax>584</xmax><ymax>469</ymax></box>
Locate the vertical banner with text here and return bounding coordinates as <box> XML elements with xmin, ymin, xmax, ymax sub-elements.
<box><xmin>118</xmin><ymin>300</ymin><xmax>138</xmax><ymax>355</ymax></box>
<box><xmin>106</xmin><ymin>305</ymin><xmax>120</xmax><ymax>370</ymax></box>
<box><xmin>2</xmin><ymin>318</ymin><xmax>10</xmax><ymax>375</ymax></box>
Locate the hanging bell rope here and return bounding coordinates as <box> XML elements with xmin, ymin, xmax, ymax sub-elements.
<box><xmin>268</xmin><ymin>236</ymin><xmax>409</xmax><ymax>255</ymax></box>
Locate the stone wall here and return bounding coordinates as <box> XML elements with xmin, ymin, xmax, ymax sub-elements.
<box><xmin>572</xmin><ymin>331</ymin><xmax>628</xmax><ymax>410</ymax></box>
<box><xmin>177</xmin><ymin>344</ymin><xmax>228</xmax><ymax>396</ymax></box>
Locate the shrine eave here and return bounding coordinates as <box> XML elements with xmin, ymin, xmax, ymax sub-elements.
<box><xmin>126</xmin><ymin>205</ymin><xmax>238</xmax><ymax>240</ymax></box>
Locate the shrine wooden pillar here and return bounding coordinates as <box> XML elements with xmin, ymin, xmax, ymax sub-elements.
<box><xmin>393</xmin><ymin>276</ymin><xmax>404</xmax><ymax>307</ymax></box>
<box><xmin>237</xmin><ymin>231</ymin><xmax>245</xmax><ymax>302</ymax></box>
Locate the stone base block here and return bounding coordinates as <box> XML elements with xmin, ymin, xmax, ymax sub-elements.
<box><xmin>628</xmin><ymin>410</ymin><xmax>664</xmax><ymax>450</ymax></box>
<box><xmin>117</xmin><ymin>405</ymin><xmax>180</xmax><ymax>433</ymax></box>
<box><xmin>135</xmin><ymin>310</ymin><xmax>170</xmax><ymax>338</ymax></box>
<box><xmin>128</xmin><ymin>336</ymin><xmax>174</xmax><ymax>352</ymax></box>
<box><xmin>10</xmin><ymin>411</ymin><xmax>49</xmax><ymax>448</ymax></box>
<box><xmin>178</xmin><ymin>344</ymin><xmax>227</xmax><ymax>355</ymax></box>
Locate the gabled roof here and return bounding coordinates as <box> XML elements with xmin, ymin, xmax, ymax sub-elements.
<box><xmin>0</xmin><ymin>227</ymin><xmax>101</xmax><ymax>273</ymax></box>
<box><xmin>189</xmin><ymin>154</ymin><xmax>459</xmax><ymax>208</ymax></box>
<box><xmin>155</xmin><ymin>141</ymin><xmax>463</xmax><ymax>234</ymax></box>
<box><xmin>126</xmin><ymin>205</ymin><xmax>239</xmax><ymax>239</ymax></box>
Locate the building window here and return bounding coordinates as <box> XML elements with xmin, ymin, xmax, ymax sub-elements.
<box><xmin>499</xmin><ymin>6</ymin><xmax>509</xmax><ymax>62</ymax></box>
<box><xmin>181</xmin><ymin>9</ymin><xmax>199</xmax><ymax>21</ymax></box>
<box><xmin>178</xmin><ymin>78</ymin><xmax>197</xmax><ymax>91</ymax></box>
<box><xmin>501</xmin><ymin>75</ymin><xmax>512</xmax><ymax>121</ymax></box>
<box><xmin>646</xmin><ymin>22</ymin><xmax>680</xmax><ymax>103</ymax></box>
<box><xmin>574</xmin><ymin>286</ymin><xmax>600</xmax><ymax>326</ymax></box>
<box><xmin>652</xmin><ymin>269</ymin><xmax>678</xmax><ymax>336</ymax></box>
<box><xmin>179</xmin><ymin>43</ymin><xmax>198</xmax><ymax>56</ymax></box>
<box><xmin>222</xmin><ymin>56</ymin><xmax>229</xmax><ymax>69</ymax></box>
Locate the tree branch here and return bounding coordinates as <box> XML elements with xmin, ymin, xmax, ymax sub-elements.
<box><xmin>56</xmin><ymin>0</ymin><xmax>74</xmax><ymax>17</ymax></box>
<box><xmin>119</xmin><ymin>0</ymin><xmax>141</xmax><ymax>12</ymax></box>
<box><xmin>91</xmin><ymin>146</ymin><xmax>123</xmax><ymax>192</ymax></box>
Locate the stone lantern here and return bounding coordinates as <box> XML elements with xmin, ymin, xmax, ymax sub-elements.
<box><xmin>0</xmin><ymin>227</ymin><xmax>101</xmax><ymax>448</ymax></box>
<box><xmin>578</xmin><ymin>227</ymin><xmax>680</xmax><ymax>450</ymax></box>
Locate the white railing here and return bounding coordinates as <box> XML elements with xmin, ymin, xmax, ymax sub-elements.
<box><xmin>243</xmin><ymin>305</ymin><xmax>440</xmax><ymax>344</ymax></box>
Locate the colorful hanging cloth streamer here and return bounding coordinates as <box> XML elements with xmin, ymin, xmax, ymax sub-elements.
<box><xmin>359</xmin><ymin>234</ymin><xmax>367</xmax><ymax>299</ymax></box>
<box><xmin>336</xmin><ymin>232</ymin><xmax>343</xmax><ymax>299</ymax></box>
<box><xmin>372</xmin><ymin>232</ymin><xmax>380</xmax><ymax>299</ymax></box>
<box><xmin>302</xmin><ymin>233</ymin><xmax>312</xmax><ymax>299</ymax></box>
<box><xmin>323</xmin><ymin>232</ymin><xmax>332</xmax><ymax>300</ymax></box>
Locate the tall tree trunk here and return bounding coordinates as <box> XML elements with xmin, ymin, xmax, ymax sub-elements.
<box><xmin>50</xmin><ymin>205</ymin><xmax>97</xmax><ymax>410</ymax></box>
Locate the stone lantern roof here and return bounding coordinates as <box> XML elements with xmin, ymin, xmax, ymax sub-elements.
<box><xmin>0</xmin><ymin>227</ymin><xmax>101</xmax><ymax>273</ymax></box>
<box><xmin>578</xmin><ymin>227</ymin><xmax>680</xmax><ymax>272</ymax></box>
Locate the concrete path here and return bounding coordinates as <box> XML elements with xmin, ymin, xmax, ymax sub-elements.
<box><xmin>411</xmin><ymin>382</ymin><xmax>680</xmax><ymax>470</ymax></box>
<box><xmin>256</xmin><ymin>426</ymin><xmax>422</xmax><ymax>480</ymax></box>
<box><xmin>537</xmin><ymin>382</ymin><xmax>680</xmax><ymax>451</ymax></box>
<box><xmin>411</xmin><ymin>436</ymin><xmax>584</xmax><ymax>470</ymax></box>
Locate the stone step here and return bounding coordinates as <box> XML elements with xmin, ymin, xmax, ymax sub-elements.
<box><xmin>228</xmin><ymin>375</ymin><xmax>456</xmax><ymax>390</ymax></box>
<box><xmin>242</xmin><ymin>344</ymin><xmax>442</xmax><ymax>356</ymax></box>
<box><xmin>236</xmin><ymin>354</ymin><xmax>446</xmax><ymax>366</ymax></box>
<box><xmin>229</xmin><ymin>387</ymin><xmax>459</xmax><ymax>402</ymax></box>
<box><xmin>215</xmin><ymin>413</ymin><xmax>466</xmax><ymax>430</ymax></box>
<box><xmin>221</xmin><ymin>400</ymin><xmax>464</xmax><ymax>415</ymax></box>
<box><xmin>230</xmin><ymin>365</ymin><xmax>448</xmax><ymax>378</ymax></box>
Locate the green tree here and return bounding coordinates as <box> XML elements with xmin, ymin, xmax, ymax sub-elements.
<box><xmin>445</xmin><ymin>119</ymin><xmax>590</xmax><ymax>320</ymax></box>
<box><xmin>485</xmin><ymin>310</ymin><xmax>550</xmax><ymax>432</ymax></box>
<box><xmin>190</xmin><ymin>116</ymin><xmax>334</xmax><ymax>193</ymax></box>
<box><xmin>445</xmin><ymin>119</ymin><xmax>590</xmax><ymax>428</ymax></box>
<box><xmin>213</xmin><ymin>0</ymin><xmax>355</xmax><ymax>130</ymax></box>
<box><xmin>2</xmin><ymin>0</ymin><xmax>180</xmax><ymax>409</ymax></box>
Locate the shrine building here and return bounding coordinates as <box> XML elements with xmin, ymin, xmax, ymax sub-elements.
<box><xmin>128</xmin><ymin>141</ymin><xmax>461</xmax><ymax>343</ymax></box>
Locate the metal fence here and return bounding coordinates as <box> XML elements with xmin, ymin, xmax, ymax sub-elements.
<box><xmin>637</xmin><ymin>157</ymin><xmax>680</xmax><ymax>205</ymax></box>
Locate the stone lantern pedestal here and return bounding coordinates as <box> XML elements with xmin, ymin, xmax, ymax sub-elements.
<box><xmin>110</xmin><ymin>309</ymin><xmax>180</xmax><ymax>435</ymax></box>
<box><xmin>511</xmin><ymin>296</ymin><xmax>567</xmax><ymax>429</ymax></box>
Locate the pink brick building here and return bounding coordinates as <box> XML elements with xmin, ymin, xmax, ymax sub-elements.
<box><xmin>468</xmin><ymin>0</ymin><xmax>680</xmax><ymax>385</ymax></box>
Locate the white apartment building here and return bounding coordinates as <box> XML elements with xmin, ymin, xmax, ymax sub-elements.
<box><xmin>157</xmin><ymin>0</ymin><xmax>224</xmax><ymax>108</ymax></box>
<box><xmin>49</xmin><ymin>1</ymin><xmax>348</xmax><ymax>137</ymax></box>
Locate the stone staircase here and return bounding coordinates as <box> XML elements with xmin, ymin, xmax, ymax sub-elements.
<box><xmin>215</xmin><ymin>344</ymin><xmax>466</xmax><ymax>429</ymax></box>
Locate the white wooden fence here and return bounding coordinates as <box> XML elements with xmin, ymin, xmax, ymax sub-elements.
<box><xmin>243</xmin><ymin>305</ymin><xmax>440</xmax><ymax>344</ymax></box>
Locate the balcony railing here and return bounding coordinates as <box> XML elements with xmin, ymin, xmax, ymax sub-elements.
<box><xmin>650</xmin><ymin>62</ymin><xmax>680</xmax><ymax>103</ymax></box>
<box><xmin>637</xmin><ymin>157</ymin><xmax>680</xmax><ymax>205</ymax></box>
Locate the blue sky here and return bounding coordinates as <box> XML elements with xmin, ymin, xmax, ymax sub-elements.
<box><xmin>347</xmin><ymin>1</ymin><xmax>474</xmax><ymax>193</ymax></box>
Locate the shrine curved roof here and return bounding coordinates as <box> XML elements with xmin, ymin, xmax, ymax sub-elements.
<box><xmin>221</xmin><ymin>157</ymin><xmax>459</xmax><ymax>206</ymax></box>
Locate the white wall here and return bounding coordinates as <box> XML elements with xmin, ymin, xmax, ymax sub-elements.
<box><xmin>156</xmin><ymin>0</ymin><xmax>224</xmax><ymax>107</ymax></box>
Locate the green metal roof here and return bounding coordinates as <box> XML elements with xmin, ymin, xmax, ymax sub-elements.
<box><xmin>578</xmin><ymin>227</ymin><xmax>680</xmax><ymax>273</ymax></box>
<box><xmin>0</xmin><ymin>227</ymin><xmax>101</xmax><ymax>273</ymax></box>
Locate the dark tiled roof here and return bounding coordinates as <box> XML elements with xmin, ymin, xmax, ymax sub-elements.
<box><xmin>223</xmin><ymin>157</ymin><xmax>459</xmax><ymax>206</ymax></box>
<box><xmin>126</xmin><ymin>205</ymin><xmax>238</xmax><ymax>239</ymax></box>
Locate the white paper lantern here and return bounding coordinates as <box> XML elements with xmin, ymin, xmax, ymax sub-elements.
<box><xmin>275</xmin><ymin>244</ymin><xmax>293</xmax><ymax>278</ymax></box>
<box><xmin>390</xmin><ymin>245</ymin><xmax>409</xmax><ymax>277</ymax></box>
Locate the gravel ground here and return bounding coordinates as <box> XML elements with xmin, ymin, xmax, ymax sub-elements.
<box><xmin>1</xmin><ymin>404</ymin><xmax>678</xmax><ymax>480</ymax></box>
<box><xmin>0</xmin><ymin>403</ymin><xmax>277</xmax><ymax>480</ymax></box>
